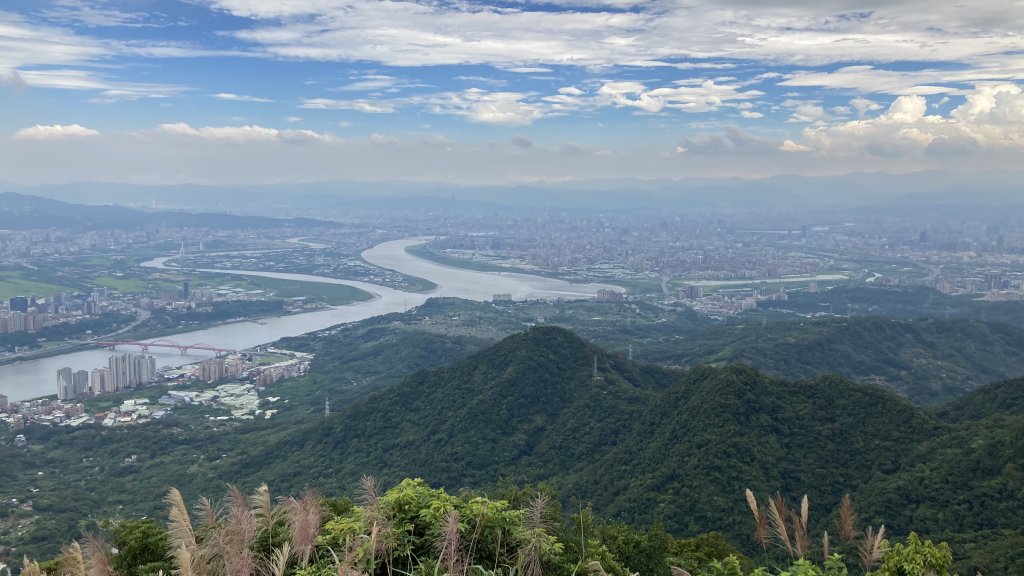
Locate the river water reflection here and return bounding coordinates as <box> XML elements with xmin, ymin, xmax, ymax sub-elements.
<box><xmin>0</xmin><ymin>238</ymin><xmax>618</xmax><ymax>401</ymax></box>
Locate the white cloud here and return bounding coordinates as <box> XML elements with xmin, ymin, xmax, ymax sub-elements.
<box><xmin>502</xmin><ymin>67</ymin><xmax>554</xmax><ymax>74</ymax></box>
<box><xmin>788</xmin><ymin>103</ymin><xmax>827</xmax><ymax>123</ymax></box>
<box><xmin>0</xmin><ymin>12</ymin><xmax>109</xmax><ymax>72</ymax></box>
<box><xmin>780</xmin><ymin>139</ymin><xmax>811</xmax><ymax>152</ymax></box>
<box><xmin>596</xmin><ymin>79</ymin><xmax>763</xmax><ymax>114</ymax></box>
<box><xmin>299</xmin><ymin>98</ymin><xmax>397</xmax><ymax>113</ymax></box>
<box><xmin>207</xmin><ymin>0</ymin><xmax>1024</xmax><ymax>74</ymax></box>
<box><xmin>558</xmin><ymin>86</ymin><xmax>585</xmax><ymax>96</ymax></box>
<box><xmin>15</xmin><ymin>69</ymin><xmax>186</xmax><ymax>101</ymax></box>
<box><xmin>39</xmin><ymin>0</ymin><xmax>161</xmax><ymax>28</ymax></box>
<box><xmin>850</xmin><ymin>97</ymin><xmax>883</xmax><ymax>118</ymax></box>
<box><xmin>678</xmin><ymin>126</ymin><xmax>781</xmax><ymax>155</ymax></box>
<box><xmin>369</xmin><ymin>133</ymin><xmax>400</xmax><ymax>145</ymax></box>
<box><xmin>417</xmin><ymin>89</ymin><xmax>547</xmax><ymax>125</ymax></box>
<box><xmin>799</xmin><ymin>84</ymin><xmax>1024</xmax><ymax>156</ymax></box>
<box><xmin>153</xmin><ymin>122</ymin><xmax>329</xmax><ymax>142</ymax></box>
<box><xmin>4</xmin><ymin>116</ymin><xmax>1024</xmax><ymax>186</ymax></box>
<box><xmin>14</xmin><ymin>124</ymin><xmax>100</xmax><ymax>139</ymax></box>
<box><xmin>740</xmin><ymin>110</ymin><xmax>764</xmax><ymax>119</ymax></box>
<box><xmin>210</xmin><ymin>92</ymin><xmax>275</xmax><ymax>102</ymax></box>
<box><xmin>337</xmin><ymin>75</ymin><xmax>398</xmax><ymax>91</ymax></box>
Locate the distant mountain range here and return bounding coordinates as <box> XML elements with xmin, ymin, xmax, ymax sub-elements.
<box><xmin>3</xmin><ymin>170</ymin><xmax>1023</xmax><ymax>218</ymax></box>
<box><xmin>0</xmin><ymin>191</ymin><xmax>336</xmax><ymax>230</ymax></box>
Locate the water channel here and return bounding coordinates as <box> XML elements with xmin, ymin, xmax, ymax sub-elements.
<box><xmin>0</xmin><ymin>238</ymin><xmax>618</xmax><ymax>401</ymax></box>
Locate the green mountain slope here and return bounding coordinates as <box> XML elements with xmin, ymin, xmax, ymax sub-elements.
<box><xmin>858</xmin><ymin>377</ymin><xmax>1024</xmax><ymax>576</ymax></box>
<box><xmin>644</xmin><ymin>316</ymin><xmax>1024</xmax><ymax>406</ymax></box>
<box><xmin>6</xmin><ymin>326</ymin><xmax>1024</xmax><ymax>574</ymax></box>
<box><xmin>241</xmin><ymin>329</ymin><xmax>932</xmax><ymax>539</ymax></box>
<box><xmin>276</xmin><ymin>298</ymin><xmax>1024</xmax><ymax>411</ymax></box>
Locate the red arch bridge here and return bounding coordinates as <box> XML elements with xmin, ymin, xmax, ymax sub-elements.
<box><xmin>93</xmin><ymin>339</ymin><xmax>235</xmax><ymax>355</ymax></box>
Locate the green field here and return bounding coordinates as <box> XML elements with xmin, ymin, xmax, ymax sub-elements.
<box><xmin>92</xmin><ymin>275</ymin><xmax>177</xmax><ymax>293</ymax></box>
<box><xmin>232</xmin><ymin>275</ymin><xmax>373</xmax><ymax>305</ymax></box>
<box><xmin>0</xmin><ymin>269</ymin><xmax>76</xmax><ymax>300</ymax></box>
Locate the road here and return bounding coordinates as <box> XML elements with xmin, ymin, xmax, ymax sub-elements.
<box><xmin>0</xmin><ymin>307</ymin><xmax>152</xmax><ymax>365</ymax></box>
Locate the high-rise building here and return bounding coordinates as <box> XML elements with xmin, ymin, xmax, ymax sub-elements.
<box><xmin>109</xmin><ymin>353</ymin><xmax>130</xmax><ymax>390</ymax></box>
<box><xmin>91</xmin><ymin>368</ymin><xmax>110</xmax><ymax>395</ymax></box>
<box><xmin>109</xmin><ymin>352</ymin><xmax>157</xmax><ymax>389</ymax></box>
<box><xmin>133</xmin><ymin>354</ymin><xmax>156</xmax><ymax>385</ymax></box>
<box><xmin>73</xmin><ymin>370</ymin><xmax>90</xmax><ymax>397</ymax></box>
<box><xmin>199</xmin><ymin>358</ymin><xmax>226</xmax><ymax>383</ymax></box>
<box><xmin>0</xmin><ymin>393</ymin><xmax>9</xmax><ymax>412</ymax></box>
<box><xmin>57</xmin><ymin>367</ymin><xmax>75</xmax><ymax>400</ymax></box>
<box><xmin>182</xmin><ymin>281</ymin><xmax>190</xmax><ymax>301</ymax></box>
<box><xmin>9</xmin><ymin>296</ymin><xmax>29</xmax><ymax>313</ymax></box>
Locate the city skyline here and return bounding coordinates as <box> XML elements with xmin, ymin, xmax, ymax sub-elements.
<box><xmin>1</xmin><ymin>0</ymin><xmax>1023</xmax><ymax>184</ymax></box>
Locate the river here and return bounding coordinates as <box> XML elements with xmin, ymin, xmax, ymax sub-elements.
<box><xmin>0</xmin><ymin>238</ymin><xmax>618</xmax><ymax>401</ymax></box>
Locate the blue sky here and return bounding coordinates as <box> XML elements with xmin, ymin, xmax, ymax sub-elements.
<box><xmin>1</xmin><ymin>0</ymin><xmax>1023</xmax><ymax>184</ymax></box>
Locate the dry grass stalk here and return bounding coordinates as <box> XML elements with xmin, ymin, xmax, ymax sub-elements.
<box><xmin>267</xmin><ymin>542</ymin><xmax>291</xmax><ymax>576</ymax></box>
<box><xmin>669</xmin><ymin>567</ymin><xmax>693</xmax><ymax>576</ymax></box>
<box><xmin>220</xmin><ymin>485</ymin><xmax>258</xmax><ymax>576</ymax></box>
<box><xmin>165</xmin><ymin>488</ymin><xmax>205</xmax><ymax>576</ymax></box>
<box><xmin>331</xmin><ymin>538</ymin><xmax>366</xmax><ymax>576</ymax></box>
<box><xmin>800</xmin><ymin>495</ymin><xmax>809</xmax><ymax>533</ymax></box>
<box><xmin>744</xmin><ymin>489</ymin><xmax>770</xmax><ymax>550</ymax></box>
<box><xmin>166</xmin><ymin>488</ymin><xmax>198</xmax><ymax>551</ymax></box>
<box><xmin>822</xmin><ymin>531</ymin><xmax>830</xmax><ymax>563</ymax></box>
<box><xmin>526</xmin><ymin>494</ymin><xmax>551</xmax><ymax>533</ymax></box>
<box><xmin>357</xmin><ymin>476</ymin><xmax>388</xmax><ymax>573</ymax></box>
<box><xmin>518</xmin><ymin>493</ymin><xmax>551</xmax><ymax>576</ymax></box>
<box><xmin>585</xmin><ymin>561</ymin><xmax>608</xmax><ymax>576</ymax></box>
<box><xmin>358</xmin><ymin>476</ymin><xmax>380</xmax><ymax>511</ymax></box>
<box><xmin>82</xmin><ymin>534</ymin><xmax>114</xmax><ymax>576</ymax></box>
<box><xmin>250</xmin><ymin>484</ymin><xmax>276</xmax><ymax>538</ymax></box>
<box><xmin>172</xmin><ymin>544</ymin><xmax>196</xmax><ymax>576</ymax></box>
<box><xmin>790</xmin><ymin>494</ymin><xmax>809</xmax><ymax>558</ymax></box>
<box><xmin>283</xmin><ymin>488</ymin><xmax>323</xmax><ymax>568</ymax></box>
<box><xmin>767</xmin><ymin>494</ymin><xmax>794</xmax><ymax>557</ymax></box>
<box><xmin>436</xmin><ymin>510</ymin><xmax>463</xmax><ymax>576</ymax></box>
<box><xmin>22</xmin><ymin>556</ymin><xmax>45</xmax><ymax>576</ymax></box>
<box><xmin>195</xmin><ymin>497</ymin><xmax>220</xmax><ymax>533</ymax></box>
<box><xmin>857</xmin><ymin>525</ymin><xmax>886</xmax><ymax>574</ymax></box>
<box><xmin>58</xmin><ymin>541</ymin><xmax>85</xmax><ymax>576</ymax></box>
<box><xmin>838</xmin><ymin>494</ymin><xmax>857</xmax><ymax>544</ymax></box>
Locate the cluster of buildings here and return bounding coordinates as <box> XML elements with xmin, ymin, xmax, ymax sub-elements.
<box><xmin>195</xmin><ymin>352</ymin><xmax>309</xmax><ymax>387</ymax></box>
<box><xmin>1</xmin><ymin>291</ymin><xmax>119</xmax><ymax>335</ymax></box>
<box><xmin>158</xmin><ymin>383</ymin><xmax>273</xmax><ymax>420</ymax></box>
<box><xmin>57</xmin><ymin>353</ymin><xmax>157</xmax><ymax>400</ymax></box>
<box><xmin>0</xmin><ymin>395</ymin><xmax>86</xmax><ymax>429</ymax></box>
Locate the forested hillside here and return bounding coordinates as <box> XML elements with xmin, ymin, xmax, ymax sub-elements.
<box><xmin>5</xmin><ymin>326</ymin><xmax>1023</xmax><ymax>574</ymax></box>
<box><xmin>276</xmin><ymin>298</ymin><xmax>1024</xmax><ymax>409</ymax></box>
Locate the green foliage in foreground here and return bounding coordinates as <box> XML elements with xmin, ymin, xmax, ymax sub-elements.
<box><xmin>27</xmin><ymin>478</ymin><xmax>958</xmax><ymax>576</ymax></box>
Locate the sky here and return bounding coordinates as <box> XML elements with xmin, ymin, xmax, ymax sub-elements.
<box><xmin>1</xmin><ymin>0</ymin><xmax>1024</xmax><ymax>185</ymax></box>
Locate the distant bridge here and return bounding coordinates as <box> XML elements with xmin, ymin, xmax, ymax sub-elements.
<box><xmin>93</xmin><ymin>339</ymin><xmax>235</xmax><ymax>355</ymax></box>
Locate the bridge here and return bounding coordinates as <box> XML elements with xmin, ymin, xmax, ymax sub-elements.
<box><xmin>93</xmin><ymin>339</ymin><xmax>235</xmax><ymax>355</ymax></box>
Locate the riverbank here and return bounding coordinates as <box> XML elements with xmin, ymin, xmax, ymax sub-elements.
<box><xmin>2</xmin><ymin>238</ymin><xmax>615</xmax><ymax>401</ymax></box>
